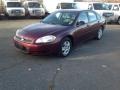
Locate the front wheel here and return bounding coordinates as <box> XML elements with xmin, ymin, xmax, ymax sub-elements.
<box><xmin>58</xmin><ymin>38</ymin><xmax>72</xmax><ymax>57</ymax></box>
<box><xmin>96</xmin><ymin>28</ymin><xmax>103</xmax><ymax>40</ymax></box>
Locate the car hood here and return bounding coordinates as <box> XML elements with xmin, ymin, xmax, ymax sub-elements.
<box><xmin>19</xmin><ymin>23</ymin><xmax>72</xmax><ymax>39</ymax></box>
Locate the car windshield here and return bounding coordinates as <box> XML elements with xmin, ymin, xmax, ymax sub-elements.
<box><xmin>28</xmin><ymin>2</ymin><xmax>40</xmax><ymax>8</ymax></box>
<box><xmin>60</xmin><ymin>3</ymin><xmax>77</xmax><ymax>9</ymax></box>
<box><xmin>93</xmin><ymin>3</ymin><xmax>109</xmax><ymax>10</ymax></box>
<box><xmin>42</xmin><ymin>11</ymin><xmax>78</xmax><ymax>26</ymax></box>
<box><xmin>7</xmin><ymin>2</ymin><xmax>22</xmax><ymax>7</ymax></box>
<box><xmin>108</xmin><ymin>4</ymin><xmax>112</xmax><ymax>10</ymax></box>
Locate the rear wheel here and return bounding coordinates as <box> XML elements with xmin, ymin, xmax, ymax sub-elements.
<box><xmin>118</xmin><ymin>17</ymin><xmax>120</xmax><ymax>24</ymax></box>
<box><xmin>59</xmin><ymin>37</ymin><xmax>72</xmax><ymax>57</ymax></box>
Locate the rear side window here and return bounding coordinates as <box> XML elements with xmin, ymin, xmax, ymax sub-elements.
<box><xmin>88</xmin><ymin>11</ymin><xmax>97</xmax><ymax>22</ymax></box>
<box><xmin>96</xmin><ymin>12</ymin><xmax>101</xmax><ymax>20</ymax></box>
<box><xmin>113</xmin><ymin>5</ymin><xmax>119</xmax><ymax>11</ymax></box>
<box><xmin>77</xmin><ymin>12</ymin><xmax>88</xmax><ymax>23</ymax></box>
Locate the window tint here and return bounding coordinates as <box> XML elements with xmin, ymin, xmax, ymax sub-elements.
<box><xmin>77</xmin><ymin>12</ymin><xmax>88</xmax><ymax>23</ymax></box>
<box><xmin>88</xmin><ymin>11</ymin><xmax>97</xmax><ymax>22</ymax></box>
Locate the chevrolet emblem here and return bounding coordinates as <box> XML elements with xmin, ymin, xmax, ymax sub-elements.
<box><xmin>21</xmin><ymin>37</ymin><xmax>24</xmax><ymax>41</ymax></box>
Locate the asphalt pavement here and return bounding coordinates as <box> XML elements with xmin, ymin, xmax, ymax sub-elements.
<box><xmin>0</xmin><ymin>19</ymin><xmax>120</xmax><ymax>90</ymax></box>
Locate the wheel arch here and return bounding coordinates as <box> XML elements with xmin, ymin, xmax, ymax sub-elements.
<box><xmin>117</xmin><ymin>16</ymin><xmax>120</xmax><ymax>24</ymax></box>
<box><xmin>101</xmin><ymin>25</ymin><xmax>105</xmax><ymax>31</ymax></box>
<box><xmin>62</xmin><ymin>35</ymin><xmax>74</xmax><ymax>46</ymax></box>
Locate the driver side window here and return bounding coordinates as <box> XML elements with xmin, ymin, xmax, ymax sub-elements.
<box><xmin>77</xmin><ymin>12</ymin><xmax>88</xmax><ymax>24</ymax></box>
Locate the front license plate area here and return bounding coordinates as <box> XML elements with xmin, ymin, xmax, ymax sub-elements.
<box><xmin>15</xmin><ymin>42</ymin><xmax>26</xmax><ymax>51</ymax></box>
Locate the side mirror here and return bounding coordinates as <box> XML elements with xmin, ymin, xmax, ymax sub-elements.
<box><xmin>56</xmin><ymin>5</ymin><xmax>60</xmax><ymax>9</ymax></box>
<box><xmin>76</xmin><ymin>21</ymin><xmax>85</xmax><ymax>26</ymax></box>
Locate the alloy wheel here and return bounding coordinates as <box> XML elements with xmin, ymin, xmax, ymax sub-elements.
<box><xmin>59</xmin><ymin>38</ymin><xmax>72</xmax><ymax>57</ymax></box>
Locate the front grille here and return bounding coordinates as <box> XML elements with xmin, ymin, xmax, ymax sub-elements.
<box><xmin>103</xmin><ymin>13</ymin><xmax>114</xmax><ymax>17</ymax></box>
<box><xmin>15</xmin><ymin>36</ymin><xmax>33</xmax><ymax>44</ymax></box>
<box><xmin>11</xmin><ymin>10</ymin><xmax>21</xmax><ymax>15</ymax></box>
<box><xmin>33</xmin><ymin>10</ymin><xmax>41</xmax><ymax>14</ymax></box>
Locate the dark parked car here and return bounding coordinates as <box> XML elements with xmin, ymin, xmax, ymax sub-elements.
<box><xmin>14</xmin><ymin>9</ymin><xmax>105</xmax><ymax>57</ymax></box>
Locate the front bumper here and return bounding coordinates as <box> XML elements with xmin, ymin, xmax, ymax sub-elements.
<box><xmin>8</xmin><ymin>13</ymin><xmax>25</xmax><ymax>17</ymax></box>
<box><xmin>104</xmin><ymin>16</ymin><xmax>113</xmax><ymax>23</ymax></box>
<box><xmin>14</xmin><ymin>39</ymin><xmax>59</xmax><ymax>55</ymax></box>
<box><xmin>29</xmin><ymin>10</ymin><xmax>45</xmax><ymax>17</ymax></box>
<box><xmin>29</xmin><ymin>13</ymin><xmax>45</xmax><ymax>17</ymax></box>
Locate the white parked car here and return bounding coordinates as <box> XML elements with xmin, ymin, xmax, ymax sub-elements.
<box><xmin>106</xmin><ymin>3</ymin><xmax>120</xmax><ymax>24</ymax></box>
<box><xmin>0</xmin><ymin>0</ymin><xmax>25</xmax><ymax>17</ymax></box>
<box><xmin>22</xmin><ymin>0</ymin><xmax>46</xmax><ymax>17</ymax></box>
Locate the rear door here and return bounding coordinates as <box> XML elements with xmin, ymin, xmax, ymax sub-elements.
<box><xmin>87</xmin><ymin>11</ymin><xmax>100</xmax><ymax>38</ymax></box>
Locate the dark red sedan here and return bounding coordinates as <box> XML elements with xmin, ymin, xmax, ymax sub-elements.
<box><xmin>14</xmin><ymin>10</ymin><xmax>105</xmax><ymax>57</ymax></box>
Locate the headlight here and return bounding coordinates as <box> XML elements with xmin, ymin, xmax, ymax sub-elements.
<box><xmin>35</xmin><ymin>35</ymin><xmax>56</xmax><ymax>43</ymax></box>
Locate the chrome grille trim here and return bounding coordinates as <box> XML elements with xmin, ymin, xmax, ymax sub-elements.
<box><xmin>15</xmin><ymin>36</ymin><xmax>33</xmax><ymax>43</ymax></box>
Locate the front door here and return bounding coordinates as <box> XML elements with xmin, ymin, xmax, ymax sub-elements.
<box><xmin>74</xmin><ymin>11</ymin><xmax>90</xmax><ymax>43</ymax></box>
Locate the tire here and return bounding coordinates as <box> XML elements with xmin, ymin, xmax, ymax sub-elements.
<box><xmin>58</xmin><ymin>37</ymin><xmax>72</xmax><ymax>57</ymax></box>
<box><xmin>96</xmin><ymin>28</ymin><xmax>103</xmax><ymax>40</ymax></box>
<box><xmin>118</xmin><ymin>17</ymin><xmax>120</xmax><ymax>24</ymax></box>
